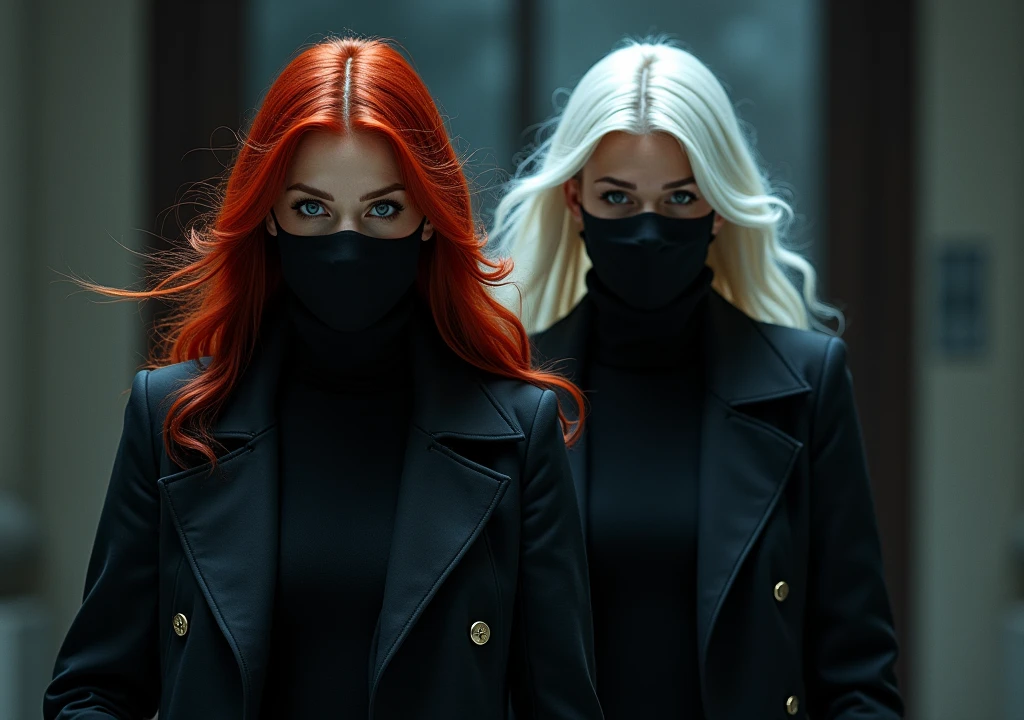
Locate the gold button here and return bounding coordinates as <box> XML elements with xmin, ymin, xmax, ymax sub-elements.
<box><xmin>786</xmin><ymin>695</ymin><xmax>800</xmax><ymax>715</ymax></box>
<box><xmin>469</xmin><ymin>621</ymin><xmax>490</xmax><ymax>646</ymax></box>
<box><xmin>172</xmin><ymin>613</ymin><xmax>189</xmax><ymax>637</ymax></box>
<box><xmin>774</xmin><ymin>581</ymin><xmax>790</xmax><ymax>602</ymax></box>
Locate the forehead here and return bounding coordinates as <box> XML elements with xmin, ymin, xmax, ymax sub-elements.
<box><xmin>585</xmin><ymin>131</ymin><xmax>692</xmax><ymax>182</ymax></box>
<box><xmin>286</xmin><ymin>130</ymin><xmax>401</xmax><ymax>191</ymax></box>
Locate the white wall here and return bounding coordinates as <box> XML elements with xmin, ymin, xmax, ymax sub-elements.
<box><xmin>913</xmin><ymin>0</ymin><xmax>1024</xmax><ymax>717</ymax></box>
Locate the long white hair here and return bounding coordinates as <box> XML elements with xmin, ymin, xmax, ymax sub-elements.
<box><xmin>490</xmin><ymin>39</ymin><xmax>840</xmax><ymax>335</ymax></box>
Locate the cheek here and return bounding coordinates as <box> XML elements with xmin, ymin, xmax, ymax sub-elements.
<box><xmin>363</xmin><ymin>195</ymin><xmax>426</xmax><ymax>239</ymax></box>
<box><xmin>364</xmin><ymin>214</ymin><xmax>422</xmax><ymax>239</ymax></box>
<box><xmin>669</xmin><ymin>197</ymin><xmax>715</xmax><ymax>219</ymax></box>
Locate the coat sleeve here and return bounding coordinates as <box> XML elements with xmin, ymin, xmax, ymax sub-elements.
<box><xmin>44</xmin><ymin>369</ymin><xmax>161</xmax><ymax>719</ymax></box>
<box><xmin>804</xmin><ymin>338</ymin><xmax>904</xmax><ymax>719</ymax></box>
<box><xmin>508</xmin><ymin>390</ymin><xmax>603</xmax><ymax>720</ymax></box>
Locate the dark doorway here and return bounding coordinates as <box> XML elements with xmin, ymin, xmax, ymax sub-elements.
<box><xmin>825</xmin><ymin>0</ymin><xmax>916</xmax><ymax>713</ymax></box>
<box><xmin>146</xmin><ymin>0</ymin><xmax>245</xmax><ymax>349</ymax></box>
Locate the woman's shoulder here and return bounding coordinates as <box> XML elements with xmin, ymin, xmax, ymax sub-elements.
<box><xmin>477</xmin><ymin>374</ymin><xmax>558</xmax><ymax>441</ymax></box>
<box><xmin>142</xmin><ymin>358</ymin><xmax>210</xmax><ymax>405</ymax></box>
<box><xmin>753</xmin><ymin>320</ymin><xmax>849</xmax><ymax>391</ymax></box>
<box><xmin>129</xmin><ymin>359</ymin><xmax>213</xmax><ymax>438</ymax></box>
<box><xmin>702</xmin><ymin>291</ymin><xmax>848</xmax><ymax>398</ymax></box>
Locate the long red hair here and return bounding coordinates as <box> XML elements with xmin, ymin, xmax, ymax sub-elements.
<box><xmin>88</xmin><ymin>37</ymin><xmax>584</xmax><ymax>464</ymax></box>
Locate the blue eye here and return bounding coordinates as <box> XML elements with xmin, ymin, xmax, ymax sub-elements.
<box><xmin>367</xmin><ymin>199</ymin><xmax>404</xmax><ymax>221</ymax></box>
<box><xmin>370</xmin><ymin>202</ymin><xmax>395</xmax><ymax>218</ymax></box>
<box><xmin>600</xmin><ymin>190</ymin><xmax>630</xmax><ymax>205</ymax></box>
<box><xmin>292</xmin><ymin>199</ymin><xmax>327</xmax><ymax>218</ymax></box>
<box><xmin>667</xmin><ymin>190</ymin><xmax>697</xmax><ymax>205</ymax></box>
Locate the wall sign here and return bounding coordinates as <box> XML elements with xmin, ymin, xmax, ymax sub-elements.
<box><xmin>936</xmin><ymin>242</ymin><xmax>989</xmax><ymax>359</ymax></box>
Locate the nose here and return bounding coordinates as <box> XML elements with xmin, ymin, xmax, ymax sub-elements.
<box><xmin>336</xmin><ymin>216</ymin><xmax>362</xmax><ymax>233</ymax></box>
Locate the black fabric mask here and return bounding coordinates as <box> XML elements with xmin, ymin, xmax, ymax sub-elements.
<box><xmin>580</xmin><ymin>208</ymin><xmax>715</xmax><ymax>311</ymax></box>
<box><xmin>272</xmin><ymin>209</ymin><xmax>425</xmax><ymax>332</ymax></box>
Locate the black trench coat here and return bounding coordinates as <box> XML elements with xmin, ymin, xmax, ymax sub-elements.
<box><xmin>532</xmin><ymin>291</ymin><xmax>903</xmax><ymax>720</ymax></box>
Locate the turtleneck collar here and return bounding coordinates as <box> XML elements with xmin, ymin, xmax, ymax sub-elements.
<box><xmin>284</xmin><ymin>287</ymin><xmax>415</xmax><ymax>390</ymax></box>
<box><xmin>587</xmin><ymin>266</ymin><xmax>712</xmax><ymax>370</ymax></box>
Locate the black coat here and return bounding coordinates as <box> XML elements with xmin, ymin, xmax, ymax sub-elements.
<box><xmin>45</xmin><ymin>310</ymin><xmax>603</xmax><ymax>720</ymax></box>
<box><xmin>531</xmin><ymin>292</ymin><xmax>903</xmax><ymax>720</ymax></box>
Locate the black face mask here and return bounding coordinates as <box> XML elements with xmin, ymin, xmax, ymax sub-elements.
<box><xmin>580</xmin><ymin>208</ymin><xmax>715</xmax><ymax>311</ymax></box>
<box><xmin>272</xmin><ymin>210</ymin><xmax>425</xmax><ymax>332</ymax></box>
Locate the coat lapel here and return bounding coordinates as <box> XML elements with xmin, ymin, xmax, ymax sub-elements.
<box><xmin>694</xmin><ymin>294</ymin><xmax>810</xmax><ymax>677</ymax></box>
<box><xmin>367</xmin><ymin>313</ymin><xmax>525</xmax><ymax>714</ymax></box>
<box><xmin>157</xmin><ymin>306</ymin><xmax>288</xmax><ymax>720</ymax></box>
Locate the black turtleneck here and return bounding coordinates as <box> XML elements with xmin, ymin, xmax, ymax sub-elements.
<box><xmin>585</xmin><ymin>267</ymin><xmax>709</xmax><ymax>719</ymax></box>
<box><xmin>260</xmin><ymin>291</ymin><xmax>414</xmax><ymax>718</ymax></box>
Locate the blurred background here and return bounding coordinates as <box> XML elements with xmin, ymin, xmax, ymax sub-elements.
<box><xmin>0</xmin><ymin>0</ymin><xmax>1021</xmax><ymax>717</ymax></box>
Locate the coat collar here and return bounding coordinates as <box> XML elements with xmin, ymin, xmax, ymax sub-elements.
<box><xmin>531</xmin><ymin>290</ymin><xmax>811</xmax><ymax>407</ymax></box>
<box><xmin>160</xmin><ymin>298</ymin><xmax>521</xmax><ymax>719</ymax></box>
<box><xmin>212</xmin><ymin>300</ymin><xmax>524</xmax><ymax>443</ymax></box>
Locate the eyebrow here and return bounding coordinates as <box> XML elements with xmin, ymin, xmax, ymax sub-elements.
<box><xmin>594</xmin><ymin>176</ymin><xmax>637</xmax><ymax>190</ymax></box>
<box><xmin>661</xmin><ymin>176</ymin><xmax>696</xmax><ymax>189</ymax></box>
<box><xmin>286</xmin><ymin>183</ymin><xmax>334</xmax><ymax>201</ymax></box>
<box><xmin>359</xmin><ymin>183</ymin><xmax>405</xmax><ymax>202</ymax></box>
<box><xmin>593</xmin><ymin>176</ymin><xmax>697</xmax><ymax>190</ymax></box>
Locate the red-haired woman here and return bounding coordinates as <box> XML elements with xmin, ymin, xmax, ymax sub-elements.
<box><xmin>44</xmin><ymin>38</ymin><xmax>601</xmax><ymax>720</ymax></box>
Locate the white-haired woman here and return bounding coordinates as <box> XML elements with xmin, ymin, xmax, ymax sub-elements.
<box><xmin>492</xmin><ymin>40</ymin><xmax>903</xmax><ymax>720</ymax></box>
